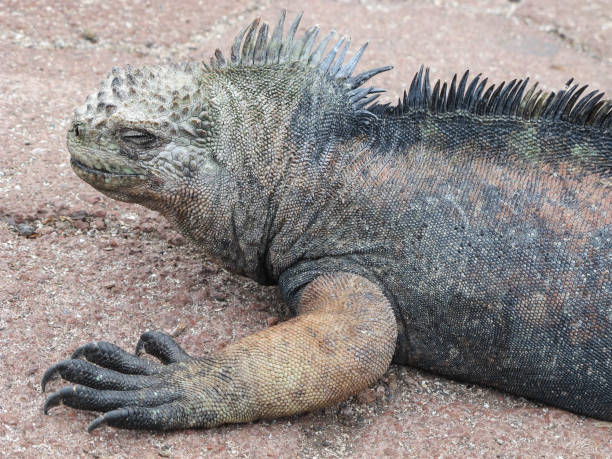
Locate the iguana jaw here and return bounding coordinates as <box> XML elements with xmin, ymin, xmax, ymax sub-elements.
<box><xmin>67</xmin><ymin>126</ymin><xmax>149</xmax><ymax>194</ymax></box>
<box><xmin>70</xmin><ymin>156</ymin><xmax>147</xmax><ymax>188</ymax></box>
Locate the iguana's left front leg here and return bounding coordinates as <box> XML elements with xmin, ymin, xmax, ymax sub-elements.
<box><xmin>42</xmin><ymin>272</ymin><xmax>397</xmax><ymax>431</ymax></box>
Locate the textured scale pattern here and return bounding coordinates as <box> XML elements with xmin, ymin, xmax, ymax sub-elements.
<box><xmin>43</xmin><ymin>11</ymin><xmax>610</xmax><ymax>430</ymax></box>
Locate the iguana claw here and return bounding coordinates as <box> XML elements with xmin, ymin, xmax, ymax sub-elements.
<box><xmin>41</xmin><ymin>331</ymin><xmax>207</xmax><ymax>431</ymax></box>
<box><xmin>134</xmin><ymin>331</ymin><xmax>193</xmax><ymax>363</ymax></box>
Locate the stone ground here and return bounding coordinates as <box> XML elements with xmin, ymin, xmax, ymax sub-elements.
<box><xmin>1</xmin><ymin>0</ymin><xmax>611</xmax><ymax>457</ymax></box>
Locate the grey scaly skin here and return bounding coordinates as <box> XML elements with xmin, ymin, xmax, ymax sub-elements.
<box><xmin>42</xmin><ymin>11</ymin><xmax>611</xmax><ymax>431</ymax></box>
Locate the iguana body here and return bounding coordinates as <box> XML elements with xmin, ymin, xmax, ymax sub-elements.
<box><xmin>42</xmin><ymin>12</ymin><xmax>611</xmax><ymax>430</ymax></box>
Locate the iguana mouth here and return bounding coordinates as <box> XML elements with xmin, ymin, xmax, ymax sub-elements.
<box><xmin>70</xmin><ymin>158</ymin><xmax>142</xmax><ymax>177</ymax></box>
<box><xmin>70</xmin><ymin>157</ymin><xmax>146</xmax><ymax>187</ymax></box>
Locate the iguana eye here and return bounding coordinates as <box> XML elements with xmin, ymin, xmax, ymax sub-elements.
<box><xmin>120</xmin><ymin>128</ymin><xmax>156</xmax><ymax>147</ymax></box>
<box><xmin>72</xmin><ymin>122</ymin><xmax>85</xmax><ymax>138</ymax></box>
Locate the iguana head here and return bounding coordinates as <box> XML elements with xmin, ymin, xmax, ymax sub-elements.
<box><xmin>66</xmin><ymin>11</ymin><xmax>390</xmax><ymax>279</ymax></box>
<box><xmin>67</xmin><ymin>62</ymin><xmax>217</xmax><ymax>205</ymax></box>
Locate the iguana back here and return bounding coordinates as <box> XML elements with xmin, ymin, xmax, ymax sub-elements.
<box><xmin>276</xmin><ymin>67</ymin><xmax>611</xmax><ymax>419</ymax></box>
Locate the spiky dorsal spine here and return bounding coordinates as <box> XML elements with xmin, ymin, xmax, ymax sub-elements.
<box><xmin>383</xmin><ymin>65</ymin><xmax>612</xmax><ymax>130</ymax></box>
<box><xmin>209</xmin><ymin>10</ymin><xmax>392</xmax><ymax>117</ymax></box>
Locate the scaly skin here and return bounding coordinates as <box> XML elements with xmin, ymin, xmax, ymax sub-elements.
<box><xmin>42</xmin><ymin>11</ymin><xmax>611</xmax><ymax>430</ymax></box>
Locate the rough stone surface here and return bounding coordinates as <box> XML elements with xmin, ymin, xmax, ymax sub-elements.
<box><xmin>1</xmin><ymin>0</ymin><xmax>610</xmax><ymax>456</ymax></box>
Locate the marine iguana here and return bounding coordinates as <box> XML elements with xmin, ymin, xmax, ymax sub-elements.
<box><xmin>42</xmin><ymin>11</ymin><xmax>611</xmax><ymax>430</ymax></box>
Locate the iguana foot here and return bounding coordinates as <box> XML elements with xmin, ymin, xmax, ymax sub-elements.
<box><xmin>42</xmin><ymin>331</ymin><xmax>231</xmax><ymax>431</ymax></box>
<box><xmin>42</xmin><ymin>274</ymin><xmax>398</xmax><ymax>432</ymax></box>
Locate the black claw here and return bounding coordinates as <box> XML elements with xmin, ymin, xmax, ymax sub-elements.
<box><xmin>88</xmin><ymin>408</ymin><xmax>130</xmax><ymax>432</ymax></box>
<box><xmin>135</xmin><ymin>331</ymin><xmax>193</xmax><ymax>364</ymax></box>
<box><xmin>71</xmin><ymin>341</ymin><xmax>159</xmax><ymax>374</ymax></box>
<box><xmin>42</xmin><ymin>358</ymin><xmax>157</xmax><ymax>392</ymax></box>
<box><xmin>44</xmin><ymin>384</ymin><xmax>178</xmax><ymax>414</ymax></box>
<box><xmin>41</xmin><ymin>360</ymin><xmax>68</xmax><ymax>392</ymax></box>
<box><xmin>43</xmin><ymin>389</ymin><xmax>64</xmax><ymax>414</ymax></box>
<box><xmin>87</xmin><ymin>403</ymin><xmax>189</xmax><ymax>431</ymax></box>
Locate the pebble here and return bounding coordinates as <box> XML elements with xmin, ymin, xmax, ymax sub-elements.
<box><xmin>357</xmin><ymin>389</ymin><xmax>377</xmax><ymax>404</ymax></box>
<box><xmin>73</xmin><ymin>219</ymin><xmax>89</xmax><ymax>230</ymax></box>
<box><xmin>16</xmin><ymin>223</ymin><xmax>36</xmax><ymax>236</ymax></box>
<box><xmin>266</xmin><ymin>316</ymin><xmax>279</xmax><ymax>327</ymax></box>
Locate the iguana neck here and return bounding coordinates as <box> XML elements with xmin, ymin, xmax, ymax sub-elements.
<box><xmin>155</xmin><ymin>65</ymin><xmax>364</xmax><ymax>284</ymax></box>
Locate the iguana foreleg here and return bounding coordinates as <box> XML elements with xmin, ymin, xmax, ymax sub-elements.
<box><xmin>42</xmin><ymin>273</ymin><xmax>397</xmax><ymax>431</ymax></box>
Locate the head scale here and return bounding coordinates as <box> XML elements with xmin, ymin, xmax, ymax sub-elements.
<box><xmin>74</xmin><ymin>63</ymin><xmax>212</xmax><ymax>139</ymax></box>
